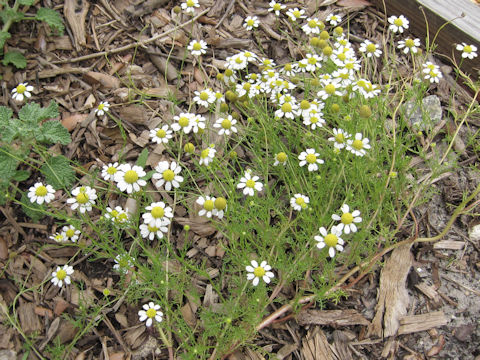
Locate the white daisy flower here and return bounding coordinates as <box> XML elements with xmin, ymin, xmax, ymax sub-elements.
<box><xmin>27</xmin><ymin>182</ymin><xmax>55</xmax><ymax>205</ymax></box>
<box><xmin>290</xmin><ymin>194</ymin><xmax>309</xmax><ymax>211</ymax></box>
<box><xmin>50</xmin><ymin>232</ymin><xmax>66</xmax><ymax>243</ymax></box>
<box><xmin>268</xmin><ymin>1</ymin><xmax>285</xmax><ymax>16</ymax></box>
<box><xmin>388</xmin><ymin>15</ymin><xmax>409</xmax><ymax>33</ymax></box>
<box><xmin>114</xmin><ymin>164</ymin><xmax>147</xmax><ymax>194</ymax></box>
<box><xmin>188</xmin><ymin>39</ymin><xmax>207</xmax><ymax>56</ymax></box>
<box><xmin>214</xmin><ymin>115</ymin><xmax>238</xmax><ymax>136</ymax></box>
<box><xmin>62</xmin><ymin>225</ymin><xmax>80</xmax><ymax>242</ymax></box>
<box><xmin>397</xmin><ymin>38</ymin><xmax>421</xmax><ymax>54</ymax></box>
<box><xmin>286</xmin><ymin>7</ymin><xmax>306</xmax><ymax>22</ymax></box>
<box><xmin>199</xmin><ymin>146</ymin><xmax>216</xmax><ymax>166</ymax></box>
<box><xmin>190</xmin><ymin>114</ymin><xmax>206</xmax><ymax>134</ymax></box>
<box><xmin>171</xmin><ymin>112</ymin><xmax>194</xmax><ymax>133</ymax></box>
<box><xmin>359</xmin><ymin>40</ymin><xmax>382</xmax><ymax>58</ymax></box>
<box><xmin>140</xmin><ymin>222</ymin><xmax>169</xmax><ymax>240</ymax></box>
<box><xmin>302</xmin><ymin>18</ymin><xmax>322</xmax><ymax>35</ymax></box>
<box><xmin>332</xmin><ymin>204</ymin><xmax>362</xmax><ymax>234</ymax></box>
<box><xmin>246</xmin><ymin>260</ymin><xmax>274</xmax><ymax>286</ymax></box>
<box><xmin>243</xmin><ymin>16</ymin><xmax>259</xmax><ymax>31</ymax></box>
<box><xmin>149</xmin><ymin>125</ymin><xmax>172</xmax><ymax>144</ymax></box>
<box><xmin>105</xmin><ymin>206</ymin><xmax>129</xmax><ymax>224</ymax></box>
<box><xmin>304</xmin><ymin>53</ymin><xmax>322</xmax><ymax>72</ymax></box>
<box><xmin>138</xmin><ymin>302</ymin><xmax>163</xmax><ymax>327</ymax></box>
<box><xmin>51</xmin><ymin>265</ymin><xmax>74</xmax><ymax>288</ymax></box>
<box><xmin>142</xmin><ymin>202</ymin><xmax>173</xmax><ymax>228</ymax></box>
<box><xmin>226</xmin><ymin>53</ymin><xmax>248</xmax><ymax>71</ymax></box>
<box><xmin>113</xmin><ymin>254</ymin><xmax>134</xmax><ymax>274</ymax></box>
<box><xmin>273</xmin><ymin>152</ymin><xmax>287</xmax><ymax>166</ymax></box>
<box><xmin>326</xmin><ymin>14</ymin><xmax>342</xmax><ymax>26</ymax></box>
<box><xmin>11</xmin><ymin>82</ymin><xmax>33</xmax><ymax>102</ymax></box>
<box><xmin>152</xmin><ymin>161</ymin><xmax>183</xmax><ymax>191</ymax></box>
<box><xmin>181</xmin><ymin>0</ymin><xmax>199</xmax><ymax>14</ymax></box>
<box><xmin>456</xmin><ymin>43</ymin><xmax>478</xmax><ymax>59</ymax></box>
<box><xmin>298</xmin><ymin>149</ymin><xmax>324</xmax><ymax>171</ymax></box>
<box><xmin>223</xmin><ymin>68</ymin><xmax>238</xmax><ymax>83</ymax></box>
<box><xmin>193</xmin><ymin>88</ymin><xmax>215</xmax><ymax>107</ymax></box>
<box><xmin>275</xmin><ymin>100</ymin><xmax>299</xmax><ymax>119</ymax></box>
<box><xmin>346</xmin><ymin>133</ymin><xmax>371</xmax><ymax>156</ymax></box>
<box><xmin>196</xmin><ymin>195</ymin><xmax>216</xmax><ymax>218</ymax></box>
<box><xmin>315</xmin><ymin>226</ymin><xmax>344</xmax><ymax>258</ymax></box>
<box><xmin>101</xmin><ymin>162</ymin><xmax>119</xmax><ymax>181</ymax></box>
<box><xmin>66</xmin><ymin>186</ymin><xmax>97</xmax><ymax>213</ymax></box>
<box><xmin>328</xmin><ymin>128</ymin><xmax>351</xmax><ymax>150</ymax></box>
<box><xmin>95</xmin><ymin>101</ymin><xmax>110</xmax><ymax>116</ymax></box>
<box><xmin>317</xmin><ymin>79</ymin><xmax>343</xmax><ymax>100</ymax></box>
<box><xmin>260</xmin><ymin>57</ymin><xmax>276</xmax><ymax>68</ymax></box>
<box><xmin>237</xmin><ymin>170</ymin><xmax>263</xmax><ymax>197</ymax></box>
<box><xmin>213</xmin><ymin>197</ymin><xmax>227</xmax><ymax>219</ymax></box>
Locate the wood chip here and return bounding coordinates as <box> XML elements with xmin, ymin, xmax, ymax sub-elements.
<box><xmin>301</xmin><ymin>327</ymin><xmax>335</xmax><ymax>360</ymax></box>
<box><xmin>64</xmin><ymin>0</ymin><xmax>89</xmax><ymax>51</ymax></box>
<box><xmin>333</xmin><ymin>330</ymin><xmax>354</xmax><ymax>360</ymax></box>
<box><xmin>296</xmin><ymin>309</ymin><xmax>369</xmax><ymax>327</ymax></box>
<box><xmin>368</xmin><ymin>243</ymin><xmax>413</xmax><ymax>338</ymax></box>
<box><xmin>119</xmin><ymin>105</ymin><xmax>148</xmax><ymax>125</ymax></box>
<box><xmin>0</xmin><ymin>237</ymin><xmax>8</xmax><ymax>260</ymax></box>
<box><xmin>398</xmin><ymin>311</ymin><xmax>448</xmax><ymax>335</ymax></box>
<box><xmin>84</xmin><ymin>71</ymin><xmax>121</xmax><ymax>89</ymax></box>
<box><xmin>276</xmin><ymin>343</ymin><xmax>298</xmax><ymax>359</ymax></box>
<box><xmin>433</xmin><ymin>240</ymin><xmax>465</xmax><ymax>250</ymax></box>
<box><xmin>415</xmin><ymin>282</ymin><xmax>441</xmax><ymax>302</ymax></box>
<box><xmin>18</xmin><ymin>302</ymin><xmax>41</xmax><ymax>335</ymax></box>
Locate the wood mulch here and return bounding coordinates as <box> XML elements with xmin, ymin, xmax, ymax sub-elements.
<box><xmin>1</xmin><ymin>0</ymin><xmax>479</xmax><ymax>359</ymax></box>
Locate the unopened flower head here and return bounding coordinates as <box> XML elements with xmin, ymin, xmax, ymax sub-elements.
<box><xmin>67</xmin><ymin>186</ymin><xmax>97</xmax><ymax>213</ymax></box>
<box><xmin>188</xmin><ymin>39</ymin><xmax>207</xmax><ymax>56</ymax></box>
<box><xmin>149</xmin><ymin>125</ymin><xmax>172</xmax><ymax>144</ymax></box>
<box><xmin>142</xmin><ymin>201</ymin><xmax>173</xmax><ymax>228</ymax></box>
<box><xmin>331</xmin><ymin>204</ymin><xmax>362</xmax><ymax>234</ymax></box>
<box><xmin>114</xmin><ymin>164</ymin><xmax>147</xmax><ymax>194</ymax></box>
<box><xmin>213</xmin><ymin>197</ymin><xmax>227</xmax><ymax>219</ymax></box>
<box><xmin>388</xmin><ymin>15</ymin><xmax>409</xmax><ymax>33</ymax></box>
<box><xmin>290</xmin><ymin>194</ymin><xmax>309</xmax><ymax>211</ymax></box>
<box><xmin>246</xmin><ymin>260</ymin><xmax>274</xmax><ymax>286</ymax></box>
<box><xmin>237</xmin><ymin>170</ymin><xmax>263</xmax><ymax>197</ymax></box>
<box><xmin>138</xmin><ymin>302</ymin><xmax>163</xmax><ymax>327</ymax></box>
<box><xmin>12</xmin><ymin>82</ymin><xmax>33</xmax><ymax>102</ymax></box>
<box><xmin>315</xmin><ymin>226</ymin><xmax>344</xmax><ymax>258</ymax></box>
<box><xmin>51</xmin><ymin>265</ymin><xmax>74</xmax><ymax>288</ymax></box>
<box><xmin>95</xmin><ymin>101</ymin><xmax>110</xmax><ymax>116</ymax></box>
<box><xmin>456</xmin><ymin>43</ymin><xmax>477</xmax><ymax>59</ymax></box>
<box><xmin>101</xmin><ymin>162</ymin><xmax>119</xmax><ymax>181</ymax></box>
<box><xmin>28</xmin><ymin>182</ymin><xmax>55</xmax><ymax>205</ymax></box>
<box><xmin>298</xmin><ymin>148</ymin><xmax>324</xmax><ymax>171</ymax></box>
<box><xmin>152</xmin><ymin>161</ymin><xmax>183</xmax><ymax>191</ymax></box>
<box><xmin>346</xmin><ymin>133</ymin><xmax>371</xmax><ymax>156</ymax></box>
<box><xmin>243</xmin><ymin>16</ymin><xmax>259</xmax><ymax>31</ymax></box>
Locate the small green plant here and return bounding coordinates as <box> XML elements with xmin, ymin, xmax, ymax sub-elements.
<box><xmin>0</xmin><ymin>99</ymin><xmax>74</xmax><ymax>218</ymax></box>
<box><xmin>0</xmin><ymin>0</ymin><xmax>64</xmax><ymax>68</ymax></box>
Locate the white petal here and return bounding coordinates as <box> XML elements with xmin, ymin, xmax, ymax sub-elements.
<box><xmin>252</xmin><ymin>277</ymin><xmax>259</xmax><ymax>286</ymax></box>
<box><xmin>317</xmin><ymin>242</ymin><xmax>325</xmax><ymax>249</ymax></box>
<box><xmin>146</xmin><ymin>318</ymin><xmax>153</xmax><ymax>327</ymax></box>
<box><xmin>263</xmin><ymin>276</ymin><xmax>271</xmax><ymax>284</ymax></box>
<box><xmin>341</xmin><ymin>204</ymin><xmax>350</xmax><ymax>213</ymax></box>
<box><xmin>246</xmin><ymin>266</ymin><xmax>254</xmax><ymax>272</ymax></box>
<box><xmin>247</xmin><ymin>273</ymin><xmax>255</xmax><ymax>280</ymax></box>
<box><xmin>251</xmin><ymin>260</ymin><xmax>258</xmax><ymax>268</ymax></box>
<box><xmin>329</xmin><ymin>247</ymin><xmax>336</xmax><ymax>258</ymax></box>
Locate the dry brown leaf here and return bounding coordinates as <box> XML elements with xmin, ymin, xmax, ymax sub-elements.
<box><xmin>18</xmin><ymin>302</ymin><xmax>41</xmax><ymax>335</ymax></box>
<box><xmin>368</xmin><ymin>243</ymin><xmax>413</xmax><ymax>338</ymax></box>
<box><xmin>337</xmin><ymin>0</ymin><xmax>371</xmax><ymax>8</ymax></box>
<box><xmin>109</xmin><ymin>352</ymin><xmax>126</xmax><ymax>360</ymax></box>
<box><xmin>180</xmin><ymin>301</ymin><xmax>197</xmax><ymax>329</ymax></box>
<box><xmin>84</xmin><ymin>71</ymin><xmax>121</xmax><ymax>89</ymax></box>
<box><xmin>297</xmin><ymin>309</ymin><xmax>369</xmax><ymax>327</ymax></box>
<box><xmin>0</xmin><ymin>237</ymin><xmax>8</xmax><ymax>260</ymax></box>
<box><xmin>119</xmin><ymin>105</ymin><xmax>148</xmax><ymax>125</ymax></box>
<box><xmin>175</xmin><ymin>217</ymin><xmax>216</xmax><ymax>237</ymax></box>
<box><xmin>57</xmin><ymin>319</ymin><xmax>78</xmax><ymax>344</ymax></box>
<box><xmin>62</xmin><ymin>114</ymin><xmax>88</xmax><ymax>132</ymax></box>
<box><xmin>124</xmin><ymin>326</ymin><xmax>148</xmax><ymax>350</ymax></box>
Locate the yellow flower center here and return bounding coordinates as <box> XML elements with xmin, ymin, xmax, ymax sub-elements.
<box><xmin>163</xmin><ymin>169</ymin><xmax>175</xmax><ymax>181</ymax></box>
<box><xmin>293</xmin><ymin>10</ymin><xmax>301</xmax><ymax>18</ymax></box>
<box><xmin>394</xmin><ymin>18</ymin><xmax>403</xmax><ymax>26</ymax></box>
<box><xmin>464</xmin><ymin>45</ymin><xmax>472</xmax><ymax>53</ymax></box>
<box><xmin>308</xmin><ymin>57</ymin><xmax>317</xmax><ymax>65</ymax></box>
<box><xmin>151</xmin><ymin>206</ymin><xmax>165</xmax><ymax>219</ymax></box>
<box><xmin>199</xmin><ymin>91</ymin><xmax>209</xmax><ymax>100</ymax></box>
<box><xmin>148</xmin><ymin>225</ymin><xmax>158</xmax><ymax>232</ymax></box>
<box><xmin>117</xmin><ymin>213</ymin><xmax>128</xmax><ymax>222</ymax></box>
<box><xmin>295</xmin><ymin>197</ymin><xmax>305</xmax><ymax>205</ymax></box>
<box><xmin>405</xmin><ymin>39</ymin><xmax>414</xmax><ymax>48</ymax></box>
<box><xmin>204</xmin><ymin>199</ymin><xmax>214</xmax><ymax>211</ymax></box>
<box><xmin>253</xmin><ymin>266</ymin><xmax>266</xmax><ymax>277</ymax></box>
<box><xmin>214</xmin><ymin>197</ymin><xmax>227</xmax><ymax>210</ymax></box>
<box><xmin>273</xmin><ymin>3</ymin><xmax>281</xmax><ymax>10</ymax></box>
<box><xmin>225</xmin><ymin>69</ymin><xmax>233</xmax><ymax>77</ymax></box>
<box><xmin>281</xmin><ymin>103</ymin><xmax>292</xmax><ymax>113</ymax></box>
<box><xmin>247</xmin><ymin>19</ymin><xmax>255</xmax><ymax>26</ymax></box>
<box><xmin>111</xmin><ymin>209</ymin><xmax>119</xmax><ymax>218</ymax></box>
<box><xmin>276</xmin><ymin>152</ymin><xmax>287</xmax><ymax>162</ymax></box>
<box><xmin>325</xmin><ymin>84</ymin><xmax>335</xmax><ymax>94</ymax></box>
<box><xmin>306</xmin><ymin>153</ymin><xmax>317</xmax><ymax>164</ymax></box>
<box><xmin>56</xmin><ymin>269</ymin><xmax>67</xmax><ymax>281</ymax></box>
<box><xmin>300</xmin><ymin>100</ymin><xmax>310</xmax><ymax>110</ymax></box>
<box><xmin>221</xmin><ymin>118</ymin><xmax>231</xmax><ymax>129</ymax></box>
<box><xmin>193</xmin><ymin>42</ymin><xmax>202</xmax><ymax>51</ymax></box>
<box><xmin>55</xmin><ymin>234</ymin><xmax>64</xmax><ymax>242</ymax></box>
<box><xmin>352</xmin><ymin>139</ymin><xmax>363</xmax><ymax>150</ymax></box>
<box><xmin>310</xmin><ymin>116</ymin><xmax>319</xmax><ymax>124</ymax></box>
<box><xmin>76</xmin><ymin>192</ymin><xmax>89</xmax><ymax>204</ymax></box>
<box><xmin>324</xmin><ymin>234</ymin><xmax>338</xmax><ymax>247</ymax></box>
<box><xmin>16</xmin><ymin>84</ymin><xmax>26</xmax><ymax>94</ymax></box>
<box><xmin>341</xmin><ymin>212</ymin><xmax>354</xmax><ymax>224</ymax></box>
<box><xmin>284</xmin><ymin>63</ymin><xmax>292</xmax><ymax>71</ymax></box>
<box><xmin>335</xmin><ymin>133</ymin><xmax>345</xmax><ymax>143</ymax></box>
<box><xmin>366</xmin><ymin>43</ymin><xmax>376</xmax><ymax>53</ymax></box>
<box><xmin>107</xmin><ymin>166</ymin><xmax>117</xmax><ymax>175</ymax></box>
<box><xmin>337</xmin><ymin>53</ymin><xmax>346</xmax><ymax>61</ymax></box>
<box><xmin>201</xmin><ymin>149</ymin><xmax>210</xmax><ymax>158</ymax></box>
<box><xmin>98</xmin><ymin>103</ymin><xmax>104</xmax><ymax>110</ymax></box>
<box><xmin>124</xmin><ymin>170</ymin><xmax>139</xmax><ymax>184</ymax></box>
<box><xmin>178</xmin><ymin>116</ymin><xmax>190</xmax><ymax>127</ymax></box>
<box><xmin>156</xmin><ymin>129</ymin><xmax>166</xmax><ymax>138</ymax></box>
<box><xmin>35</xmin><ymin>185</ymin><xmax>48</xmax><ymax>196</ymax></box>
<box><xmin>186</xmin><ymin>0</ymin><xmax>194</xmax><ymax>6</ymax></box>
<box><xmin>308</xmin><ymin>19</ymin><xmax>317</xmax><ymax>28</ymax></box>
<box><xmin>66</xmin><ymin>229</ymin><xmax>75</xmax><ymax>237</ymax></box>
<box><xmin>246</xmin><ymin>179</ymin><xmax>256</xmax><ymax>188</ymax></box>
<box><xmin>146</xmin><ymin>308</ymin><xmax>157</xmax><ymax>318</ymax></box>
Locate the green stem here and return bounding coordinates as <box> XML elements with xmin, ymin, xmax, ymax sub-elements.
<box><xmin>2</xmin><ymin>0</ymin><xmax>21</xmax><ymax>33</ymax></box>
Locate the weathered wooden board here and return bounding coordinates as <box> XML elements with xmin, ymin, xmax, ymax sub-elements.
<box><xmin>371</xmin><ymin>0</ymin><xmax>480</xmax><ymax>78</ymax></box>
